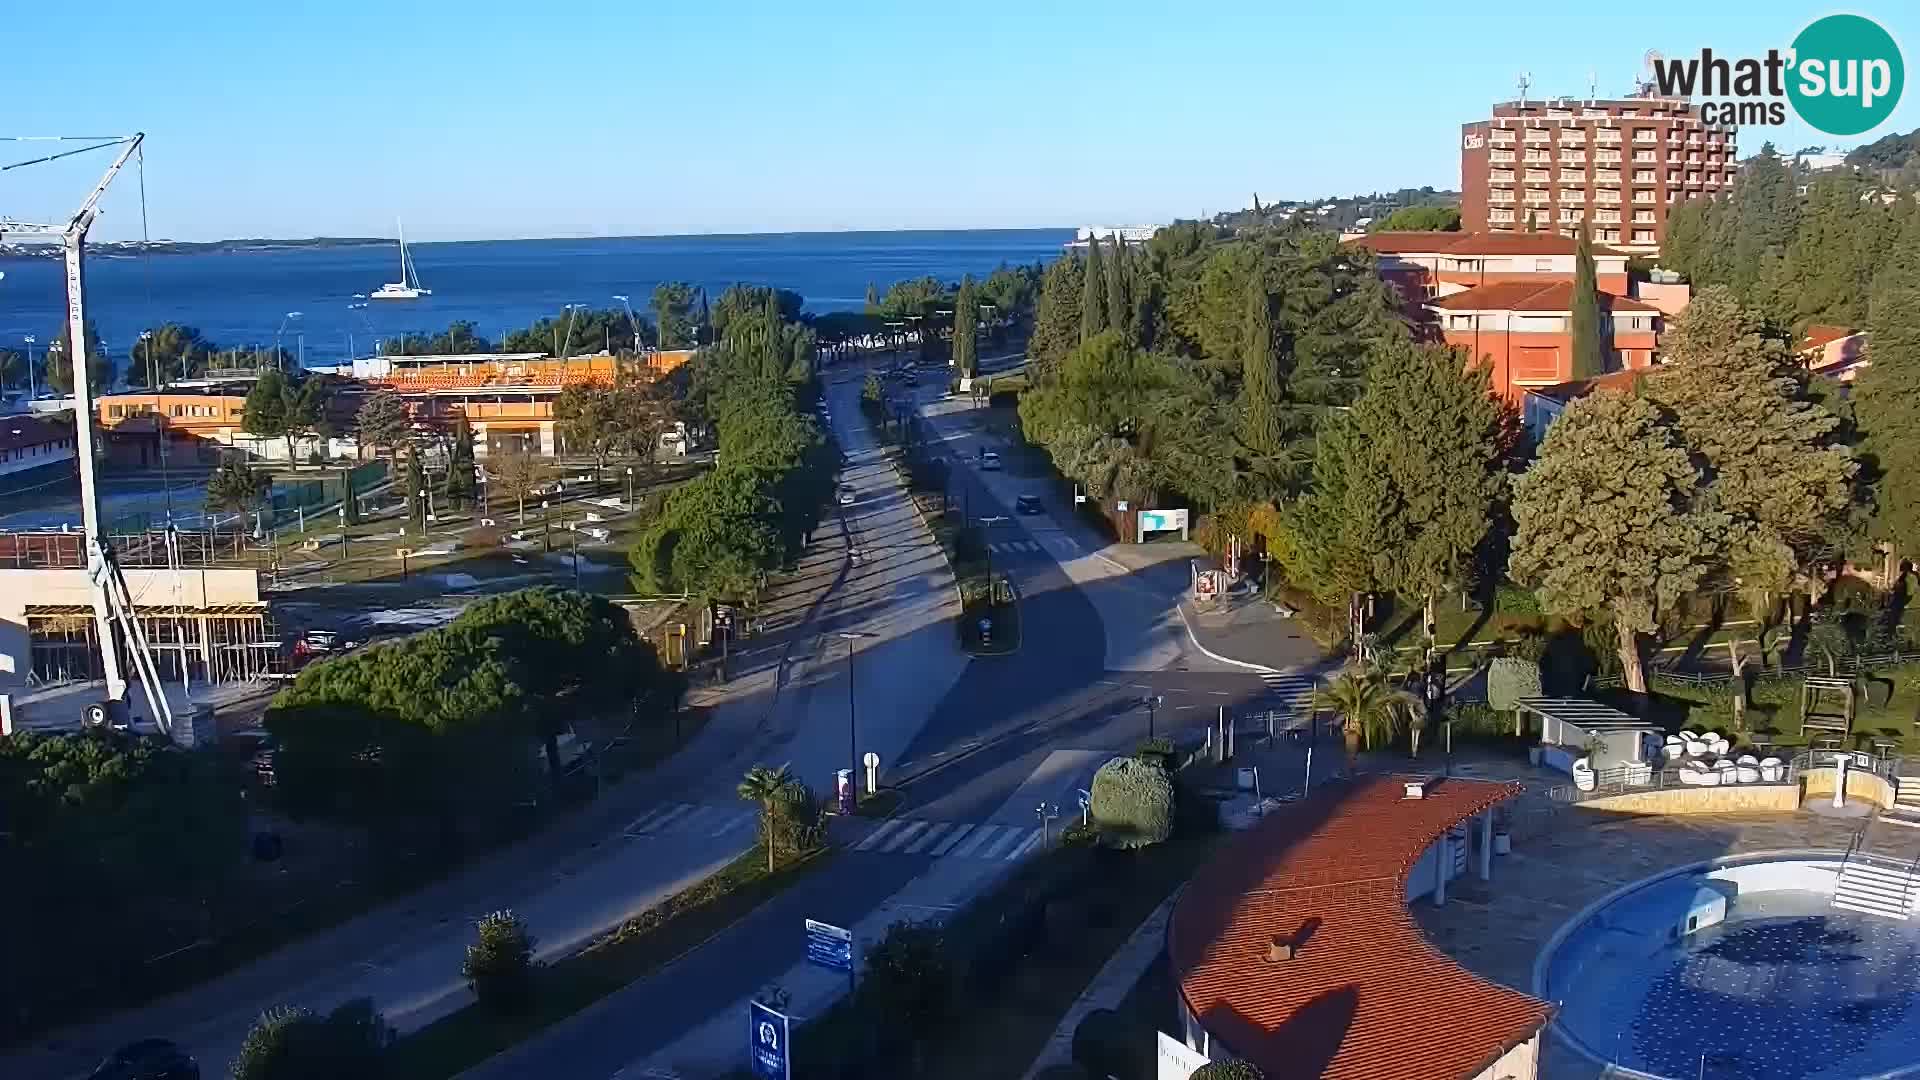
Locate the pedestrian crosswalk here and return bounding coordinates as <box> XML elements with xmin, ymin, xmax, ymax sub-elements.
<box><xmin>622</xmin><ymin>803</ymin><xmax>759</xmax><ymax>840</ymax></box>
<box><xmin>986</xmin><ymin>539</ymin><xmax>1043</xmax><ymax>554</ymax></box>
<box><xmin>852</xmin><ymin>817</ymin><xmax>1046</xmax><ymax>861</ymax></box>
<box><xmin>1261</xmin><ymin>671</ymin><xmax>1318</xmax><ymax>711</ymax></box>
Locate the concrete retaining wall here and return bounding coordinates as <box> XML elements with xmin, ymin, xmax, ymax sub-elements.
<box><xmin>1800</xmin><ymin>765</ymin><xmax>1896</xmax><ymax>809</ymax></box>
<box><xmin>1580</xmin><ymin>784</ymin><xmax>1800</xmax><ymax>815</ymax></box>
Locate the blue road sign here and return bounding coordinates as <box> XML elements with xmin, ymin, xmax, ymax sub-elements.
<box><xmin>804</xmin><ymin>917</ymin><xmax>853</xmax><ymax>973</ymax></box>
<box><xmin>748</xmin><ymin>1000</ymin><xmax>790</xmax><ymax>1080</ymax></box>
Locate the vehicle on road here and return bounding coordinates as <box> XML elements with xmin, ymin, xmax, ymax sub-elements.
<box><xmin>1015</xmin><ymin>494</ymin><xmax>1043</xmax><ymax>515</ymax></box>
<box><xmin>838</xmin><ymin>485</ymin><xmax>857</xmax><ymax>506</ymax></box>
<box><xmin>88</xmin><ymin>1039</ymin><xmax>199</xmax><ymax>1080</ymax></box>
<box><xmin>980</xmin><ymin>451</ymin><xmax>1001</xmax><ymax>471</ymax></box>
<box><xmin>903</xmin><ymin>372</ymin><xmax>918</xmax><ymax>386</ymax></box>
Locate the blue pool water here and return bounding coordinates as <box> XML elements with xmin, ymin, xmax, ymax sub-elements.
<box><xmin>1547</xmin><ymin>880</ymin><xmax>1920</xmax><ymax>1079</ymax></box>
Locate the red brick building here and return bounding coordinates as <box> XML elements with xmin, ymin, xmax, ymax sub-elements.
<box><xmin>1347</xmin><ymin>231</ymin><xmax>1666</xmax><ymax>401</ymax></box>
<box><xmin>1461</xmin><ymin>96</ymin><xmax>1738</xmax><ymax>252</ymax></box>
<box><xmin>1430</xmin><ymin>281</ymin><xmax>1661</xmax><ymax>401</ymax></box>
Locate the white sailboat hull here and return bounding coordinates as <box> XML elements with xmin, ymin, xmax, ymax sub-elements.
<box><xmin>370</xmin><ymin>284</ymin><xmax>431</xmax><ymax>300</ymax></box>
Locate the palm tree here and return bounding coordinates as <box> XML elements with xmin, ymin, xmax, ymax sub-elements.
<box><xmin>1314</xmin><ymin>663</ymin><xmax>1419</xmax><ymax>772</ymax></box>
<box><xmin>738</xmin><ymin>763</ymin><xmax>797</xmax><ymax>873</ymax></box>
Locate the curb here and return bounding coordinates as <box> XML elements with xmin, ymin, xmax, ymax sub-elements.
<box><xmin>1176</xmin><ymin>600</ymin><xmax>1279</xmax><ymax>674</ymax></box>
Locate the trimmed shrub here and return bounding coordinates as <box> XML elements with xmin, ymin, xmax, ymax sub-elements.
<box><xmin>1487</xmin><ymin>657</ymin><xmax>1543</xmax><ymax>713</ymax></box>
<box><xmin>1089</xmin><ymin>756</ymin><xmax>1174</xmax><ymax>849</ymax></box>
<box><xmin>1192</xmin><ymin>1061</ymin><xmax>1266</xmax><ymax>1080</ymax></box>
<box><xmin>463</xmin><ymin>910</ymin><xmax>536</xmax><ymax>1014</ymax></box>
<box><xmin>232</xmin><ymin>999</ymin><xmax>390</xmax><ymax>1080</ymax></box>
<box><xmin>858</xmin><ymin>920</ymin><xmax>953</xmax><ymax>1051</ymax></box>
<box><xmin>1495</xmin><ymin>583</ymin><xmax>1542</xmax><ymax>616</ymax></box>
<box><xmin>1135</xmin><ymin>736</ymin><xmax>1175</xmax><ymax>769</ymax></box>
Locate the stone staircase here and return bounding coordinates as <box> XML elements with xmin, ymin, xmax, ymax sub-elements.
<box><xmin>1890</xmin><ymin>772</ymin><xmax>1920</xmax><ymax>826</ymax></box>
<box><xmin>1831</xmin><ymin>857</ymin><xmax>1916</xmax><ymax>920</ymax></box>
<box><xmin>1450</xmin><ymin>824</ymin><xmax>1470</xmax><ymax>876</ymax></box>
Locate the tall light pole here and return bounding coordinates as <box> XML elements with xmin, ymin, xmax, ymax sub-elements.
<box><xmin>275</xmin><ymin>311</ymin><xmax>304</xmax><ymax>373</ymax></box>
<box><xmin>347</xmin><ymin>301</ymin><xmax>370</xmax><ymax>361</ymax></box>
<box><xmin>23</xmin><ymin>335</ymin><xmax>35</xmax><ymax>399</ymax></box>
<box><xmin>137</xmin><ymin>329</ymin><xmax>154</xmax><ymax>389</ymax></box>
<box><xmin>625</xmin><ymin>465</ymin><xmax>635</xmax><ymax>507</ymax></box>
<box><xmin>541</xmin><ymin>498</ymin><xmax>551</xmax><ymax>552</ymax></box>
<box><xmin>612</xmin><ymin>294</ymin><xmax>641</xmax><ymax>354</ymax></box>
<box><xmin>836</xmin><ymin>630</ymin><xmax>873</xmax><ymax>811</ymax></box>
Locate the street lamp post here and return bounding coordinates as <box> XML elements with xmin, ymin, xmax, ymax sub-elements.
<box><xmin>571</xmin><ymin>529</ymin><xmax>580</xmax><ymax>588</ymax></box>
<box><xmin>275</xmin><ymin>312</ymin><xmax>304</xmax><ymax>373</ymax></box>
<box><xmin>836</xmin><ymin>631</ymin><xmax>873</xmax><ymax>811</ymax></box>
<box><xmin>541</xmin><ymin>499</ymin><xmax>551</xmax><ymax>552</ymax></box>
<box><xmin>1146</xmin><ymin>694</ymin><xmax>1164</xmax><ymax>739</ymax></box>
<box><xmin>625</xmin><ymin>465</ymin><xmax>634</xmax><ymax>508</ymax></box>
<box><xmin>612</xmin><ymin>294</ymin><xmax>641</xmax><ymax>355</ymax></box>
<box><xmin>338</xmin><ymin>505</ymin><xmax>349</xmax><ymax>563</ymax></box>
<box><xmin>137</xmin><ymin>329</ymin><xmax>154</xmax><ymax>389</ymax></box>
<box><xmin>23</xmin><ymin>335</ymin><xmax>35</xmax><ymax>399</ymax></box>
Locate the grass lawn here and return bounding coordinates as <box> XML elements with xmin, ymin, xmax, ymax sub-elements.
<box><xmin>388</xmin><ymin>846</ymin><xmax>833</xmax><ymax>1079</ymax></box>
<box><xmin>1611</xmin><ymin>659</ymin><xmax>1920</xmax><ymax>752</ymax></box>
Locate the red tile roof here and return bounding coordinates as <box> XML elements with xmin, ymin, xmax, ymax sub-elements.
<box><xmin>1430</xmin><ymin>280</ymin><xmax>1661</xmax><ymax>314</ymax></box>
<box><xmin>1798</xmin><ymin>324</ymin><xmax>1855</xmax><ymax>353</ymax></box>
<box><xmin>1349</xmin><ymin>231</ymin><xmax>1630</xmax><ymax>258</ymax></box>
<box><xmin>1169</xmin><ymin>775</ymin><xmax>1550</xmax><ymax>1080</ymax></box>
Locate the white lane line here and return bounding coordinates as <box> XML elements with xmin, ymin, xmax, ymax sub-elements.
<box><xmin>629</xmin><ymin>803</ymin><xmax>696</xmax><ymax>835</ymax></box>
<box><xmin>903</xmin><ymin>822</ymin><xmax>951</xmax><ymax>854</ymax></box>
<box><xmin>880</xmin><ymin>821</ymin><xmax>930</xmax><ymax>853</ymax></box>
<box><xmin>674</xmin><ymin>806</ymin><xmax>718</xmax><ymax>833</ymax></box>
<box><xmin>710</xmin><ymin>811</ymin><xmax>755</xmax><ymax>837</ymax></box>
<box><xmin>950</xmin><ymin>824</ymin><xmax>1001</xmax><ymax>858</ymax></box>
<box><xmin>1004</xmin><ymin>830</ymin><xmax>1045</xmax><ymax>860</ymax></box>
<box><xmin>929</xmin><ymin>823</ymin><xmax>975</xmax><ymax>856</ymax></box>
<box><xmin>623</xmin><ymin>804</ymin><xmax>682</xmax><ymax>834</ymax></box>
<box><xmin>976</xmin><ymin>827</ymin><xmax>1026</xmax><ymax>859</ymax></box>
<box><xmin>855</xmin><ymin>818</ymin><xmax>910</xmax><ymax>852</ymax></box>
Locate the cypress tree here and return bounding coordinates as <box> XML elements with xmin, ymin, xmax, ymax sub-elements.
<box><xmin>1238</xmin><ymin>277</ymin><xmax>1282</xmax><ymax>455</ymax></box>
<box><xmin>864</xmin><ymin>282</ymin><xmax>878</xmax><ymax>314</ymax></box>
<box><xmin>952</xmin><ymin>275</ymin><xmax>978</xmax><ymax>378</ymax></box>
<box><xmin>1081</xmin><ymin>234</ymin><xmax>1108</xmax><ymax>343</ymax></box>
<box><xmin>446</xmin><ymin>412</ymin><xmax>478</xmax><ymax>508</ymax></box>
<box><xmin>1855</xmin><ymin>253</ymin><xmax>1920</xmax><ymax>571</ymax></box>
<box><xmin>1569</xmin><ymin>224</ymin><xmax>1606</xmax><ymax>379</ymax></box>
<box><xmin>1105</xmin><ymin>237</ymin><xmax>1130</xmax><ymax>342</ymax></box>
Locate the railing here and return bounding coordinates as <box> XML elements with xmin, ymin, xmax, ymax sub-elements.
<box><xmin>1546</xmin><ymin>755</ymin><xmax>1802</xmax><ymax>805</ymax></box>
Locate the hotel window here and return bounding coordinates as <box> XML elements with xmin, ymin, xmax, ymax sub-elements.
<box><xmin>1534</xmin><ymin>259</ymin><xmax>1553</xmax><ymax>272</ymax></box>
<box><xmin>1447</xmin><ymin>314</ymin><xmax>1475</xmax><ymax>331</ymax></box>
<box><xmin>1627</xmin><ymin>316</ymin><xmax>1649</xmax><ymax>330</ymax></box>
<box><xmin>1633</xmin><ymin>230</ymin><xmax>1656</xmax><ymax>245</ymax></box>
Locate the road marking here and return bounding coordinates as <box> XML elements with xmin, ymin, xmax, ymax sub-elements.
<box><xmin>1005</xmin><ymin>830</ymin><xmax>1045</xmax><ymax>860</ymax></box>
<box><xmin>855</xmin><ymin>818</ymin><xmax>910</xmax><ymax>851</ymax></box>
<box><xmin>675</xmin><ymin>806</ymin><xmax>718</xmax><ymax>832</ymax></box>
<box><xmin>928</xmin><ymin>823</ymin><xmax>975</xmax><ymax>856</ymax></box>
<box><xmin>903</xmin><ymin>822</ymin><xmax>951</xmax><ymax>853</ymax></box>
<box><xmin>710</xmin><ymin>811</ymin><xmax>754</xmax><ymax>837</ymax></box>
<box><xmin>880</xmin><ymin>821</ymin><xmax>930</xmax><ymax>853</ymax></box>
<box><xmin>626</xmin><ymin>803</ymin><xmax>696</xmax><ymax>835</ymax></box>
<box><xmin>977</xmin><ymin>827</ymin><xmax>1027</xmax><ymax>859</ymax></box>
<box><xmin>950</xmin><ymin>824</ymin><xmax>1001</xmax><ymax>858</ymax></box>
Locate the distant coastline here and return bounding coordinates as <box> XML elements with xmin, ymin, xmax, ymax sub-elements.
<box><xmin>0</xmin><ymin>236</ymin><xmax>390</xmax><ymax>261</ymax></box>
<box><xmin>0</xmin><ymin>226</ymin><xmax>1070</xmax><ymax>261</ymax></box>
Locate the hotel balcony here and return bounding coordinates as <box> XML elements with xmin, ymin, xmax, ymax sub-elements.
<box><xmin>1595</xmin><ymin>194</ymin><xmax>1622</xmax><ymax>206</ymax></box>
<box><xmin>1489</xmin><ymin>193</ymin><xmax>1516</xmax><ymax>205</ymax></box>
<box><xmin>1490</xmin><ymin>150</ymin><xmax>1516</xmax><ymax>163</ymax></box>
<box><xmin>1489</xmin><ymin>132</ymin><xmax>1517</xmax><ymax>146</ymax></box>
<box><xmin>1559</xmin><ymin>153</ymin><xmax>1587</xmax><ymax>165</ymax></box>
<box><xmin>1594</xmin><ymin>151</ymin><xmax>1621</xmax><ymax>164</ymax></box>
<box><xmin>1525</xmin><ymin>172</ymin><xmax>1551</xmax><ymax>184</ymax></box>
<box><xmin>1594</xmin><ymin>211</ymin><xmax>1622</xmax><ymax>224</ymax></box>
<box><xmin>1490</xmin><ymin>170</ymin><xmax>1515</xmax><ymax>183</ymax></box>
<box><xmin>1560</xmin><ymin>190</ymin><xmax>1587</xmax><ymax>204</ymax></box>
<box><xmin>1594</xmin><ymin>172</ymin><xmax>1622</xmax><ymax>185</ymax></box>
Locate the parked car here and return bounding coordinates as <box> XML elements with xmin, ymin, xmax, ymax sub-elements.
<box><xmin>979</xmin><ymin>451</ymin><xmax>1002</xmax><ymax>471</ymax></box>
<box><xmin>1015</xmin><ymin>494</ymin><xmax>1043</xmax><ymax>515</ymax></box>
<box><xmin>88</xmin><ymin>1039</ymin><xmax>199</xmax><ymax>1080</ymax></box>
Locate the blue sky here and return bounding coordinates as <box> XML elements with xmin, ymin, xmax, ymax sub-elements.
<box><xmin>2</xmin><ymin>1</ymin><xmax>1914</xmax><ymax>242</ymax></box>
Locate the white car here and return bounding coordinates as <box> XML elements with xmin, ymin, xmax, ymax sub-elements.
<box><xmin>580</xmin><ymin>527</ymin><xmax>612</xmax><ymax>542</ymax></box>
<box><xmin>979</xmin><ymin>452</ymin><xmax>1002</xmax><ymax>471</ymax></box>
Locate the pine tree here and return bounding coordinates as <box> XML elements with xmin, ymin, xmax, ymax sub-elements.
<box><xmin>1510</xmin><ymin>392</ymin><xmax>1729</xmax><ymax>693</ymax></box>
<box><xmin>1029</xmin><ymin>256</ymin><xmax>1084</xmax><ymax>376</ymax></box>
<box><xmin>1105</xmin><ymin>237</ymin><xmax>1130</xmax><ymax>343</ymax></box>
<box><xmin>1080</xmin><ymin>234</ymin><xmax>1108</xmax><ymax>343</ymax></box>
<box><xmin>1649</xmin><ymin>286</ymin><xmax>1856</xmax><ymax>592</ymax></box>
<box><xmin>404</xmin><ymin>442</ymin><xmax>428</xmax><ymax>532</ymax></box>
<box><xmin>1855</xmin><ymin>252</ymin><xmax>1920</xmax><ymax>571</ymax></box>
<box><xmin>1569</xmin><ymin>224</ymin><xmax>1606</xmax><ymax>379</ymax></box>
<box><xmin>951</xmin><ymin>275</ymin><xmax>978</xmax><ymax>379</ymax></box>
<box><xmin>1238</xmin><ymin>277</ymin><xmax>1282</xmax><ymax>456</ymax></box>
<box><xmin>446</xmin><ymin>412</ymin><xmax>478</xmax><ymax>509</ymax></box>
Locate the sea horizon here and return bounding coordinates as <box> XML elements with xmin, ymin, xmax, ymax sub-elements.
<box><xmin>0</xmin><ymin>227</ymin><xmax>1074</xmax><ymax>373</ymax></box>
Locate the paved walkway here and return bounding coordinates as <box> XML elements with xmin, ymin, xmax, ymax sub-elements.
<box><xmin>1017</xmin><ymin>890</ymin><xmax>1183</xmax><ymax>1080</ymax></box>
<box><xmin>1178</xmin><ymin>589</ymin><xmax>1324</xmax><ymax>674</ymax></box>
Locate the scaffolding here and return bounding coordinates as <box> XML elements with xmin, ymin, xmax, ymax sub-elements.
<box><xmin>24</xmin><ymin>603</ymin><xmax>278</xmax><ymax>688</ymax></box>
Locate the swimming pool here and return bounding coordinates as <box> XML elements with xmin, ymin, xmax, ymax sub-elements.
<box><xmin>1537</xmin><ymin>853</ymin><xmax>1920</xmax><ymax>1080</ymax></box>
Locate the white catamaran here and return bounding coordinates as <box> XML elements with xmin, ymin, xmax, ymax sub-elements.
<box><xmin>370</xmin><ymin>220</ymin><xmax>431</xmax><ymax>300</ymax></box>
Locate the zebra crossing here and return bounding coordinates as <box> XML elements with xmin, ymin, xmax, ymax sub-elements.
<box><xmin>852</xmin><ymin>817</ymin><xmax>1046</xmax><ymax>861</ymax></box>
<box><xmin>1260</xmin><ymin>671</ymin><xmax>1318</xmax><ymax>712</ymax></box>
<box><xmin>986</xmin><ymin>539</ymin><xmax>1043</xmax><ymax>554</ymax></box>
<box><xmin>622</xmin><ymin>802</ymin><xmax>758</xmax><ymax>840</ymax></box>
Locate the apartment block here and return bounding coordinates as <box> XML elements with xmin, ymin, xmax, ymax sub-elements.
<box><xmin>1461</xmin><ymin>96</ymin><xmax>1739</xmax><ymax>252</ymax></box>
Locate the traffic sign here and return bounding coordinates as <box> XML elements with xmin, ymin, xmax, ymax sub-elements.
<box><xmin>804</xmin><ymin>918</ymin><xmax>853</xmax><ymax>972</ymax></box>
<box><xmin>748</xmin><ymin>1000</ymin><xmax>790</xmax><ymax>1080</ymax></box>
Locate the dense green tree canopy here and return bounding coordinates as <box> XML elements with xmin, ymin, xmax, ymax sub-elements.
<box><xmin>1853</xmin><ymin>249</ymin><xmax>1920</xmax><ymax>564</ymax></box>
<box><xmin>951</xmin><ymin>275</ymin><xmax>979</xmax><ymax>378</ymax></box>
<box><xmin>1368</xmin><ymin>205</ymin><xmax>1461</xmax><ymax>232</ymax></box>
<box><xmin>1510</xmin><ymin>391</ymin><xmax>1729</xmax><ymax>691</ymax></box>
<box><xmin>1569</xmin><ymin>226</ymin><xmax>1605</xmax><ymax>379</ymax></box>
<box><xmin>651</xmin><ymin>282</ymin><xmax>699</xmax><ymax>349</ymax></box>
<box><xmin>128</xmin><ymin>323</ymin><xmax>215</xmax><ymax>386</ymax></box>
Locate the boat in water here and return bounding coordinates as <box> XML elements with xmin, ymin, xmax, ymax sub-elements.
<box><xmin>370</xmin><ymin>220</ymin><xmax>431</xmax><ymax>300</ymax></box>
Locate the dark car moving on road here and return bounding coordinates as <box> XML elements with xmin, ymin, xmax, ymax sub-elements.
<box><xmin>1015</xmin><ymin>494</ymin><xmax>1043</xmax><ymax>515</ymax></box>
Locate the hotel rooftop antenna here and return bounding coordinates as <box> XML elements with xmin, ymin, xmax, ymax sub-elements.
<box><xmin>1588</xmin><ymin>70</ymin><xmax>1598</xmax><ymax>106</ymax></box>
<box><xmin>1517</xmin><ymin>72</ymin><xmax>1532</xmax><ymax>108</ymax></box>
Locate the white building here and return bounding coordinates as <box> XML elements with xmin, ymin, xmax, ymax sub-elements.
<box><xmin>0</xmin><ymin>413</ymin><xmax>77</xmax><ymax>488</ymax></box>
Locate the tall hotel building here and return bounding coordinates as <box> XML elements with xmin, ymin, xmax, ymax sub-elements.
<box><xmin>1460</xmin><ymin>96</ymin><xmax>1738</xmax><ymax>252</ymax></box>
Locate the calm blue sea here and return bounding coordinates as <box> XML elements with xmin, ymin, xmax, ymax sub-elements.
<box><xmin>0</xmin><ymin>228</ymin><xmax>1071</xmax><ymax>373</ymax></box>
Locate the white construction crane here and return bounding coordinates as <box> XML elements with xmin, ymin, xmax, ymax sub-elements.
<box><xmin>1</xmin><ymin>133</ymin><xmax>175</xmax><ymax>734</ymax></box>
